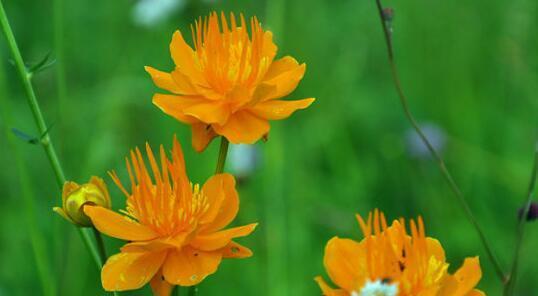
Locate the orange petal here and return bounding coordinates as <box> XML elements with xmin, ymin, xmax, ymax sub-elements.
<box><xmin>426</xmin><ymin>238</ymin><xmax>446</xmax><ymax>262</ymax></box>
<box><xmin>466</xmin><ymin>290</ymin><xmax>485</xmax><ymax>296</ymax></box>
<box><xmin>190</xmin><ymin>223</ymin><xmax>257</xmax><ymax>251</ymax></box>
<box><xmin>453</xmin><ymin>257</ymin><xmax>482</xmax><ymax>294</ymax></box>
<box><xmin>221</xmin><ymin>241</ymin><xmax>253</xmax><ymax>259</ymax></box>
<box><xmin>191</xmin><ymin>123</ymin><xmax>217</xmax><ymax>152</ymax></box>
<box><xmin>152</xmin><ymin>94</ymin><xmax>204</xmax><ymax>124</ymax></box>
<box><xmin>183</xmin><ymin>102</ymin><xmax>230</xmax><ymax>125</ymax></box>
<box><xmin>62</xmin><ymin>181</ymin><xmax>80</xmax><ymax>208</ymax></box>
<box><xmin>248</xmin><ymin>98</ymin><xmax>315</xmax><ymax>120</ymax></box>
<box><xmin>121</xmin><ymin>233</ymin><xmax>187</xmax><ymax>253</ymax></box>
<box><xmin>150</xmin><ymin>269</ymin><xmax>174</xmax><ymax>296</ymax></box>
<box><xmin>102</xmin><ymin>251</ymin><xmax>167</xmax><ymax>291</ymax></box>
<box><xmin>260</xmin><ymin>56</ymin><xmax>306</xmax><ymax>101</ymax></box>
<box><xmin>324</xmin><ymin>237</ymin><xmax>367</xmax><ymax>292</ymax></box>
<box><xmin>199</xmin><ymin>173</ymin><xmax>238</xmax><ymax>232</ymax></box>
<box><xmin>163</xmin><ymin>246</ymin><xmax>223</xmax><ymax>286</ymax></box>
<box><xmin>212</xmin><ymin>111</ymin><xmax>269</xmax><ymax>144</ymax></box>
<box><xmin>145</xmin><ymin>66</ymin><xmax>182</xmax><ymax>94</ymax></box>
<box><xmin>314</xmin><ymin>276</ymin><xmax>348</xmax><ymax>296</ymax></box>
<box><xmin>84</xmin><ymin>206</ymin><xmax>158</xmax><ymax>241</ymax></box>
<box><xmin>169</xmin><ymin>31</ymin><xmax>206</xmax><ymax>86</ymax></box>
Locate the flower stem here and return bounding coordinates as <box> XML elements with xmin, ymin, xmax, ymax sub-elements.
<box><xmin>215</xmin><ymin>137</ymin><xmax>230</xmax><ymax>174</ymax></box>
<box><xmin>504</xmin><ymin>146</ymin><xmax>538</xmax><ymax>295</ymax></box>
<box><xmin>0</xmin><ymin>67</ymin><xmax>57</xmax><ymax>296</ymax></box>
<box><xmin>185</xmin><ymin>137</ymin><xmax>230</xmax><ymax>296</ymax></box>
<box><xmin>0</xmin><ymin>0</ymin><xmax>106</xmax><ymax>272</ymax></box>
<box><xmin>373</xmin><ymin>0</ymin><xmax>506</xmax><ymax>282</ymax></box>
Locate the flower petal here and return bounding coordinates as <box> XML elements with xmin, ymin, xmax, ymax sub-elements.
<box><xmin>150</xmin><ymin>269</ymin><xmax>174</xmax><ymax>296</ymax></box>
<box><xmin>324</xmin><ymin>237</ymin><xmax>367</xmax><ymax>292</ymax></box>
<box><xmin>260</xmin><ymin>56</ymin><xmax>306</xmax><ymax>101</ymax></box>
<box><xmin>102</xmin><ymin>251</ymin><xmax>167</xmax><ymax>291</ymax></box>
<box><xmin>199</xmin><ymin>173</ymin><xmax>239</xmax><ymax>232</ymax></box>
<box><xmin>453</xmin><ymin>257</ymin><xmax>482</xmax><ymax>295</ymax></box>
<box><xmin>212</xmin><ymin>111</ymin><xmax>269</xmax><ymax>144</ymax></box>
<box><xmin>190</xmin><ymin>223</ymin><xmax>258</xmax><ymax>251</ymax></box>
<box><xmin>163</xmin><ymin>246</ymin><xmax>222</xmax><ymax>286</ymax></box>
<box><xmin>121</xmin><ymin>233</ymin><xmax>188</xmax><ymax>253</ymax></box>
<box><xmin>314</xmin><ymin>276</ymin><xmax>348</xmax><ymax>296</ymax></box>
<box><xmin>170</xmin><ymin>31</ymin><xmax>206</xmax><ymax>86</ymax></box>
<box><xmin>248</xmin><ymin>98</ymin><xmax>315</xmax><ymax>120</ymax></box>
<box><xmin>191</xmin><ymin>123</ymin><xmax>217</xmax><ymax>152</ymax></box>
<box><xmin>221</xmin><ymin>241</ymin><xmax>253</xmax><ymax>259</ymax></box>
<box><xmin>152</xmin><ymin>94</ymin><xmax>202</xmax><ymax>124</ymax></box>
<box><xmin>183</xmin><ymin>102</ymin><xmax>230</xmax><ymax>125</ymax></box>
<box><xmin>145</xmin><ymin>66</ymin><xmax>182</xmax><ymax>94</ymax></box>
<box><xmin>84</xmin><ymin>206</ymin><xmax>158</xmax><ymax>241</ymax></box>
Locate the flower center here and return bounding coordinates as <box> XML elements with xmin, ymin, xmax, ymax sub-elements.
<box><xmin>353</xmin><ymin>279</ymin><xmax>398</xmax><ymax>296</ymax></box>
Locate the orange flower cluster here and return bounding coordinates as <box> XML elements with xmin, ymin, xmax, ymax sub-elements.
<box><xmin>52</xmin><ymin>10</ymin><xmax>487</xmax><ymax>296</ymax></box>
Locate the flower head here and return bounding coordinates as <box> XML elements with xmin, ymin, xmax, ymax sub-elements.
<box><xmin>53</xmin><ymin>176</ymin><xmax>111</xmax><ymax>227</ymax></box>
<box><xmin>84</xmin><ymin>137</ymin><xmax>257</xmax><ymax>294</ymax></box>
<box><xmin>146</xmin><ymin>11</ymin><xmax>315</xmax><ymax>151</ymax></box>
<box><xmin>315</xmin><ymin>210</ymin><xmax>485</xmax><ymax>296</ymax></box>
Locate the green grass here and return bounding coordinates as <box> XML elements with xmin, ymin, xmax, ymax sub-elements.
<box><xmin>0</xmin><ymin>0</ymin><xmax>536</xmax><ymax>295</ymax></box>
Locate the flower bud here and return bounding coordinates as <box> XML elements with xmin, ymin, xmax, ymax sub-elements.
<box><xmin>53</xmin><ymin>176</ymin><xmax>111</xmax><ymax>227</ymax></box>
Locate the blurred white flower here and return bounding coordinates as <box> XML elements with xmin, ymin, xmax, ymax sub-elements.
<box><xmin>132</xmin><ymin>0</ymin><xmax>185</xmax><ymax>27</ymax></box>
<box><xmin>405</xmin><ymin>123</ymin><xmax>446</xmax><ymax>159</ymax></box>
<box><xmin>228</xmin><ymin>144</ymin><xmax>260</xmax><ymax>180</ymax></box>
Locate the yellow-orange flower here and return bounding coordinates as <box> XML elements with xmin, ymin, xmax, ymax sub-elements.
<box><xmin>146</xmin><ymin>12</ymin><xmax>315</xmax><ymax>152</ymax></box>
<box><xmin>53</xmin><ymin>176</ymin><xmax>111</xmax><ymax>227</ymax></box>
<box><xmin>84</xmin><ymin>137</ymin><xmax>257</xmax><ymax>294</ymax></box>
<box><xmin>315</xmin><ymin>210</ymin><xmax>485</xmax><ymax>296</ymax></box>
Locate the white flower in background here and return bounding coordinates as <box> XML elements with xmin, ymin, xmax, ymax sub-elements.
<box><xmin>353</xmin><ymin>279</ymin><xmax>398</xmax><ymax>296</ymax></box>
<box><xmin>229</xmin><ymin>144</ymin><xmax>260</xmax><ymax>180</ymax></box>
<box><xmin>405</xmin><ymin>122</ymin><xmax>446</xmax><ymax>159</ymax></box>
<box><xmin>132</xmin><ymin>0</ymin><xmax>186</xmax><ymax>27</ymax></box>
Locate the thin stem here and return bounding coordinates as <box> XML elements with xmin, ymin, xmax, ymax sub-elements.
<box><xmin>0</xmin><ymin>0</ymin><xmax>106</xmax><ymax>272</ymax></box>
<box><xmin>373</xmin><ymin>0</ymin><xmax>506</xmax><ymax>281</ymax></box>
<box><xmin>0</xmin><ymin>69</ymin><xmax>56</xmax><ymax>296</ymax></box>
<box><xmin>188</xmin><ymin>286</ymin><xmax>198</xmax><ymax>296</ymax></box>
<box><xmin>185</xmin><ymin>137</ymin><xmax>230</xmax><ymax>296</ymax></box>
<box><xmin>504</xmin><ymin>147</ymin><xmax>538</xmax><ymax>295</ymax></box>
<box><xmin>215</xmin><ymin>137</ymin><xmax>230</xmax><ymax>174</ymax></box>
<box><xmin>93</xmin><ymin>227</ymin><xmax>108</xmax><ymax>265</ymax></box>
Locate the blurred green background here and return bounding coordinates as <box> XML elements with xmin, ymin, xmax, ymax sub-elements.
<box><xmin>0</xmin><ymin>0</ymin><xmax>537</xmax><ymax>295</ymax></box>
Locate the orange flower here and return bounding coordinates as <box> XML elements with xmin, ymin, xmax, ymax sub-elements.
<box><xmin>315</xmin><ymin>210</ymin><xmax>485</xmax><ymax>296</ymax></box>
<box><xmin>84</xmin><ymin>137</ymin><xmax>257</xmax><ymax>294</ymax></box>
<box><xmin>146</xmin><ymin>12</ymin><xmax>315</xmax><ymax>152</ymax></box>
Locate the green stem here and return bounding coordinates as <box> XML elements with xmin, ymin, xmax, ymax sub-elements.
<box><xmin>0</xmin><ymin>67</ymin><xmax>56</xmax><ymax>296</ymax></box>
<box><xmin>92</xmin><ymin>227</ymin><xmax>108</xmax><ymax>265</ymax></box>
<box><xmin>504</xmin><ymin>147</ymin><xmax>538</xmax><ymax>295</ymax></box>
<box><xmin>373</xmin><ymin>0</ymin><xmax>506</xmax><ymax>282</ymax></box>
<box><xmin>215</xmin><ymin>137</ymin><xmax>230</xmax><ymax>174</ymax></box>
<box><xmin>0</xmin><ymin>0</ymin><xmax>105</xmax><ymax>272</ymax></box>
<box><xmin>187</xmin><ymin>286</ymin><xmax>198</xmax><ymax>296</ymax></box>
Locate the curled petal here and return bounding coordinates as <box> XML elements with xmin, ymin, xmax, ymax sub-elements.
<box><xmin>314</xmin><ymin>276</ymin><xmax>348</xmax><ymax>296</ymax></box>
<box><xmin>152</xmin><ymin>94</ymin><xmax>202</xmax><ymax>124</ymax></box>
<box><xmin>260</xmin><ymin>56</ymin><xmax>306</xmax><ymax>101</ymax></box>
<box><xmin>84</xmin><ymin>206</ymin><xmax>158</xmax><ymax>241</ymax></box>
<box><xmin>324</xmin><ymin>237</ymin><xmax>367</xmax><ymax>292</ymax></box>
<box><xmin>248</xmin><ymin>98</ymin><xmax>315</xmax><ymax>120</ymax></box>
<box><xmin>150</xmin><ymin>269</ymin><xmax>173</xmax><ymax>296</ymax></box>
<box><xmin>199</xmin><ymin>173</ymin><xmax>238</xmax><ymax>232</ymax></box>
<box><xmin>170</xmin><ymin>31</ymin><xmax>206</xmax><ymax>86</ymax></box>
<box><xmin>453</xmin><ymin>257</ymin><xmax>482</xmax><ymax>295</ymax></box>
<box><xmin>212</xmin><ymin>111</ymin><xmax>269</xmax><ymax>144</ymax></box>
<box><xmin>221</xmin><ymin>241</ymin><xmax>253</xmax><ymax>259</ymax></box>
<box><xmin>191</xmin><ymin>123</ymin><xmax>217</xmax><ymax>152</ymax></box>
<box><xmin>102</xmin><ymin>251</ymin><xmax>167</xmax><ymax>291</ymax></box>
<box><xmin>190</xmin><ymin>223</ymin><xmax>258</xmax><ymax>251</ymax></box>
<box><xmin>145</xmin><ymin>66</ymin><xmax>182</xmax><ymax>94</ymax></box>
<box><xmin>163</xmin><ymin>247</ymin><xmax>222</xmax><ymax>286</ymax></box>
